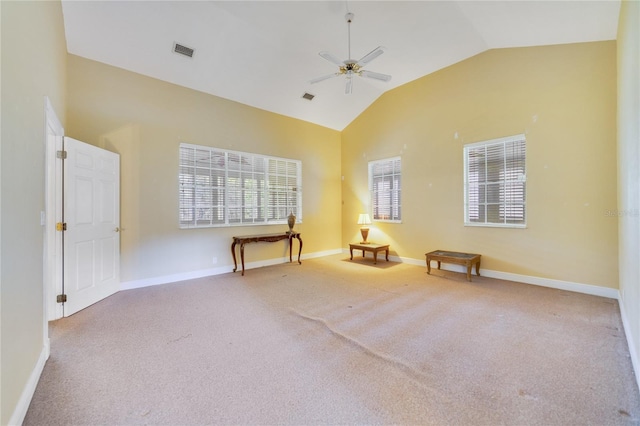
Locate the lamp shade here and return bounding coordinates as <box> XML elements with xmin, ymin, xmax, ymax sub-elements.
<box><xmin>357</xmin><ymin>213</ymin><xmax>371</xmax><ymax>225</ymax></box>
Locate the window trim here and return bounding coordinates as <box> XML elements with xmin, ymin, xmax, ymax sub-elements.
<box><xmin>463</xmin><ymin>134</ymin><xmax>526</xmax><ymax>229</ymax></box>
<box><xmin>179</xmin><ymin>143</ymin><xmax>302</xmax><ymax>229</ymax></box>
<box><xmin>368</xmin><ymin>156</ymin><xmax>402</xmax><ymax>223</ymax></box>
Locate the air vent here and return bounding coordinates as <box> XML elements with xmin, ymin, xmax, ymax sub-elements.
<box><xmin>173</xmin><ymin>42</ymin><xmax>194</xmax><ymax>58</ymax></box>
<box><xmin>302</xmin><ymin>92</ymin><xmax>315</xmax><ymax>101</ymax></box>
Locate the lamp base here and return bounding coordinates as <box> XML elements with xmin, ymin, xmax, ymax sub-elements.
<box><xmin>360</xmin><ymin>227</ymin><xmax>370</xmax><ymax>244</ymax></box>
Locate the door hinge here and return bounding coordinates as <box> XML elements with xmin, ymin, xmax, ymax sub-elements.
<box><xmin>56</xmin><ymin>150</ymin><xmax>67</xmax><ymax>159</ymax></box>
<box><xmin>56</xmin><ymin>222</ymin><xmax>67</xmax><ymax>231</ymax></box>
<box><xmin>56</xmin><ymin>294</ymin><xmax>67</xmax><ymax>303</ymax></box>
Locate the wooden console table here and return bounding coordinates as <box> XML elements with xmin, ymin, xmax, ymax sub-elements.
<box><xmin>425</xmin><ymin>250</ymin><xmax>481</xmax><ymax>281</ymax></box>
<box><xmin>231</xmin><ymin>232</ymin><xmax>302</xmax><ymax>276</ymax></box>
<box><xmin>349</xmin><ymin>243</ymin><xmax>389</xmax><ymax>265</ymax></box>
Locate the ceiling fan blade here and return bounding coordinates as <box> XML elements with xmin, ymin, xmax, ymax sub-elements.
<box><xmin>309</xmin><ymin>73</ymin><xmax>340</xmax><ymax>84</ymax></box>
<box><xmin>319</xmin><ymin>51</ymin><xmax>344</xmax><ymax>66</ymax></box>
<box><xmin>345</xmin><ymin>76</ymin><xmax>353</xmax><ymax>95</ymax></box>
<box><xmin>357</xmin><ymin>46</ymin><xmax>385</xmax><ymax>66</ymax></box>
<box><xmin>359</xmin><ymin>69</ymin><xmax>392</xmax><ymax>82</ymax></box>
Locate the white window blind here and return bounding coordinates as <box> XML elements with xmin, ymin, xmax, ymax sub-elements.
<box><xmin>179</xmin><ymin>143</ymin><xmax>301</xmax><ymax>228</ymax></box>
<box><xmin>369</xmin><ymin>157</ymin><xmax>401</xmax><ymax>222</ymax></box>
<box><xmin>464</xmin><ymin>134</ymin><xmax>526</xmax><ymax>227</ymax></box>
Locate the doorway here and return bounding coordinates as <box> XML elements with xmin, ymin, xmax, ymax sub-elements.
<box><xmin>44</xmin><ymin>99</ymin><xmax>121</xmax><ymax>320</ymax></box>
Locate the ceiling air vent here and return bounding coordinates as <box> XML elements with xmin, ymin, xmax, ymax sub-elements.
<box><xmin>173</xmin><ymin>42</ymin><xmax>194</xmax><ymax>58</ymax></box>
<box><xmin>302</xmin><ymin>92</ymin><xmax>315</xmax><ymax>101</ymax></box>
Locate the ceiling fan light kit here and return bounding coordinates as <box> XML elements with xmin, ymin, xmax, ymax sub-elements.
<box><xmin>310</xmin><ymin>12</ymin><xmax>391</xmax><ymax>95</ymax></box>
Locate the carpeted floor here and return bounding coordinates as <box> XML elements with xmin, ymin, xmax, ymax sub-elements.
<box><xmin>24</xmin><ymin>254</ymin><xmax>640</xmax><ymax>425</ymax></box>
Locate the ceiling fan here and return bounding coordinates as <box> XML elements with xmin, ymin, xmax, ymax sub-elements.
<box><xmin>309</xmin><ymin>12</ymin><xmax>391</xmax><ymax>95</ymax></box>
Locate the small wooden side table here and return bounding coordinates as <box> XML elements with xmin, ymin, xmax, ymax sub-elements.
<box><xmin>425</xmin><ymin>250</ymin><xmax>481</xmax><ymax>281</ymax></box>
<box><xmin>349</xmin><ymin>243</ymin><xmax>390</xmax><ymax>265</ymax></box>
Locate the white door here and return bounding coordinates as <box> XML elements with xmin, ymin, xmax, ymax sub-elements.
<box><xmin>63</xmin><ymin>137</ymin><xmax>120</xmax><ymax>316</ymax></box>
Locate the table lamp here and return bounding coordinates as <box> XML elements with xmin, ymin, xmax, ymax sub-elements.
<box><xmin>357</xmin><ymin>213</ymin><xmax>371</xmax><ymax>244</ymax></box>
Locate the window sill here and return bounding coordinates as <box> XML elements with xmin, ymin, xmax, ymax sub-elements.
<box><xmin>464</xmin><ymin>222</ymin><xmax>527</xmax><ymax>229</ymax></box>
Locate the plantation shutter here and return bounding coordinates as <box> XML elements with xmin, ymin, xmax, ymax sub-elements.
<box><xmin>464</xmin><ymin>135</ymin><xmax>526</xmax><ymax>226</ymax></box>
<box><xmin>179</xmin><ymin>145</ymin><xmax>227</xmax><ymax>227</ymax></box>
<box><xmin>179</xmin><ymin>143</ymin><xmax>301</xmax><ymax>228</ymax></box>
<box><xmin>267</xmin><ymin>158</ymin><xmax>300</xmax><ymax>223</ymax></box>
<box><xmin>370</xmin><ymin>157</ymin><xmax>401</xmax><ymax>222</ymax></box>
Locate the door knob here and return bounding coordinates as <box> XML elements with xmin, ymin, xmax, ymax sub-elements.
<box><xmin>114</xmin><ymin>227</ymin><xmax>120</xmax><ymax>233</ymax></box>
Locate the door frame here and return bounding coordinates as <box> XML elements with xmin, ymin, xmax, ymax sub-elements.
<box><xmin>44</xmin><ymin>97</ymin><xmax>64</xmax><ymax>321</ymax></box>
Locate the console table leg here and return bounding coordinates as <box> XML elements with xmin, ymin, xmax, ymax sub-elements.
<box><xmin>231</xmin><ymin>241</ymin><xmax>238</xmax><ymax>273</ymax></box>
<box><xmin>373</xmin><ymin>251</ymin><xmax>378</xmax><ymax>264</ymax></box>
<box><xmin>296</xmin><ymin>235</ymin><xmax>303</xmax><ymax>264</ymax></box>
<box><xmin>289</xmin><ymin>235</ymin><xmax>293</xmax><ymax>263</ymax></box>
<box><xmin>240</xmin><ymin>243</ymin><xmax>246</xmax><ymax>276</ymax></box>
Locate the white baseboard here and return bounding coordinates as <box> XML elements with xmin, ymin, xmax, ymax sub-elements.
<box><xmin>125</xmin><ymin>249</ymin><xmax>621</xmax><ymax>298</ymax></box>
<box><xmin>619</xmin><ymin>295</ymin><xmax>640</xmax><ymax>393</ymax></box>
<box><xmin>8</xmin><ymin>343</ymin><xmax>49</xmax><ymax>426</ymax></box>
<box><xmin>414</xmin><ymin>255</ymin><xmax>617</xmax><ymax>299</ymax></box>
<box><xmin>301</xmin><ymin>248</ymin><xmax>343</xmax><ymax>259</ymax></box>
<box><xmin>120</xmin><ymin>248</ymin><xmax>343</xmax><ymax>291</ymax></box>
<box><xmin>341</xmin><ymin>248</ymin><xmax>619</xmax><ymax>299</ymax></box>
<box><xmin>121</xmin><ymin>265</ymin><xmax>234</xmax><ymax>290</ymax></box>
<box><xmin>478</xmin><ymin>268</ymin><xmax>619</xmax><ymax>299</ymax></box>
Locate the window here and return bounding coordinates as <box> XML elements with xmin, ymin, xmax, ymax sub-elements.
<box><xmin>464</xmin><ymin>134</ymin><xmax>526</xmax><ymax>227</ymax></box>
<box><xmin>369</xmin><ymin>157</ymin><xmax>401</xmax><ymax>222</ymax></box>
<box><xmin>179</xmin><ymin>143</ymin><xmax>301</xmax><ymax>228</ymax></box>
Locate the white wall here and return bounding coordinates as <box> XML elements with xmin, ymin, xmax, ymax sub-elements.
<box><xmin>617</xmin><ymin>0</ymin><xmax>640</xmax><ymax>388</ymax></box>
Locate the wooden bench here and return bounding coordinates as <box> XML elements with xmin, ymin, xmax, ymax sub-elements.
<box><xmin>425</xmin><ymin>250</ymin><xmax>481</xmax><ymax>281</ymax></box>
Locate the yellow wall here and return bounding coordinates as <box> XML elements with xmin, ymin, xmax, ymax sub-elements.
<box><xmin>66</xmin><ymin>55</ymin><xmax>342</xmax><ymax>284</ymax></box>
<box><xmin>617</xmin><ymin>0</ymin><xmax>640</xmax><ymax>384</ymax></box>
<box><xmin>342</xmin><ymin>41</ymin><xmax>618</xmax><ymax>288</ymax></box>
<box><xmin>1</xmin><ymin>1</ymin><xmax>67</xmax><ymax>424</ymax></box>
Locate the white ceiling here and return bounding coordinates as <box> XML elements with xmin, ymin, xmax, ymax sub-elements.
<box><xmin>61</xmin><ymin>1</ymin><xmax>621</xmax><ymax>131</ymax></box>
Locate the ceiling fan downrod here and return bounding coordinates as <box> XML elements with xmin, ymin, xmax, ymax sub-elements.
<box><xmin>346</xmin><ymin>12</ymin><xmax>354</xmax><ymax>61</ymax></box>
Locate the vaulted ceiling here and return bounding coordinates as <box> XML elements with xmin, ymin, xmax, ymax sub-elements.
<box><xmin>61</xmin><ymin>1</ymin><xmax>620</xmax><ymax>131</ymax></box>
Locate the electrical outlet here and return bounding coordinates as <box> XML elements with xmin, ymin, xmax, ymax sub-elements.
<box><xmin>212</xmin><ymin>257</ymin><xmax>218</xmax><ymax>265</ymax></box>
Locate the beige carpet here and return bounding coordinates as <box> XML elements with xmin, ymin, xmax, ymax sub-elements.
<box><xmin>24</xmin><ymin>254</ymin><xmax>640</xmax><ymax>425</ymax></box>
